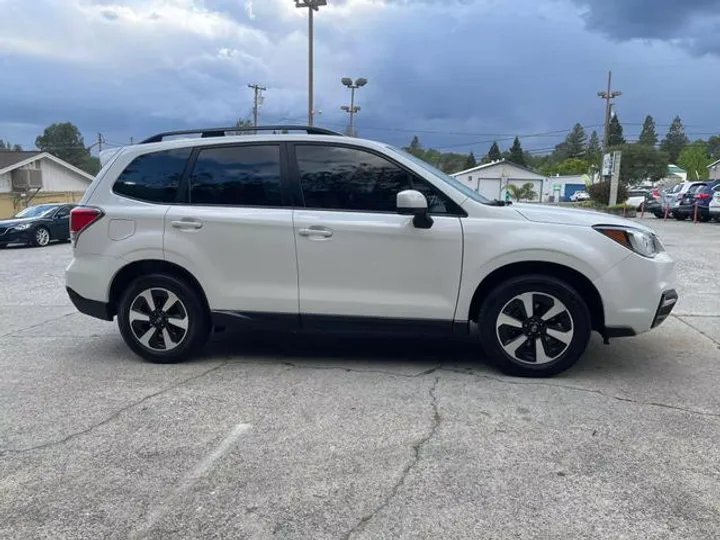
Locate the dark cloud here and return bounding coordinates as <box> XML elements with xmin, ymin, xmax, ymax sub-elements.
<box><xmin>573</xmin><ymin>0</ymin><xmax>720</xmax><ymax>55</ymax></box>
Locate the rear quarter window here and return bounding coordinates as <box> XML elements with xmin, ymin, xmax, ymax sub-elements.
<box><xmin>113</xmin><ymin>148</ymin><xmax>192</xmax><ymax>203</ymax></box>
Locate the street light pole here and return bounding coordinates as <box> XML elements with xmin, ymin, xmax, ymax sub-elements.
<box><xmin>295</xmin><ymin>0</ymin><xmax>327</xmax><ymax>126</ymax></box>
<box><xmin>341</xmin><ymin>77</ymin><xmax>367</xmax><ymax>137</ymax></box>
<box><xmin>597</xmin><ymin>70</ymin><xmax>622</xmax><ymax>153</ymax></box>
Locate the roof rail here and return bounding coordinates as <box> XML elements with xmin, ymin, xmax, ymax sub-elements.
<box><xmin>139</xmin><ymin>125</ymin><xmax>344</xmax><ymax>144</ymax></box>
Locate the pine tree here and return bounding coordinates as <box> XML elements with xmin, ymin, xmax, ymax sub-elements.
<box><xmin>660</xmin><ymin>116</ymin><xmax>690</xmax><ymax>164</ymax></box>
<box><xmin>463</xmin><ymin>151</ymin><xmax>477</xmax><ymax>170</ymax></box>
<box><xmin>587</xmin><ymin>130</ymin><xmax>601</xmax><ymax>162</ymax></box>
<box><xmin>638</xmin><ymin>115</ymin><xmax>658</xmax><ymax>146</ymax></box>
<box><xmin>508</xmin><ymin>137</ymin><xmax>526</xmax><ymax>166</ymax></box>
<box><xmin>487</xmin><ymin>141</ymin><xmax>502</xmax><ymax>162</ymax></box>
<box><xmin>607</xmin><ymin>114</ymin><xmax>625</xmax><ymax>146</ymax></box>
<box><xmin>565</xmin><ymin>123</ymin><xmax>587</xmax><ymax>158</ymax></box>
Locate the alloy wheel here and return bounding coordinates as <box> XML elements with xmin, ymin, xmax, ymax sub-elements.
<box><xmin>128</xmin><ymin>288</ymin><xmax>189</xmax><ymax>351</ymax></box>
<box><xmin>495</xmin><ymin>292</ymin><xmax>574</xmax><ymax>365</ymax></box>
<box><xmin>35</xmin><ymin>228</ymin><xmax>50</xmax><ymax>246</ymax></box>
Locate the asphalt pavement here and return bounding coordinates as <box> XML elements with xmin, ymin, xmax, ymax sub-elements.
<box><xmin>1</xmin><ymin>217</ymin><xmax>719</xmax><ymax>540</ymax></box>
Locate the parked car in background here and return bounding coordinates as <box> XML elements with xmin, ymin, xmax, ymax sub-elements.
<box><xmin>662</xmin><ymin>181</ymin><xmax>708</xmax><ymax>219</ymax></box>
<box><xmin>674</xmin><ymin>182</ymin><xmax>709</xmax><ymax>221</ymax></box>
<box><xmin>691</xmin><ymin>180</ymin><xmax>720</xmax><ymax>222</ymax></box>
<box><xmin>626</xmin><ymin>188</ymin><xmax>651</xmax><ymax>211</ymax></box>
<box><xmin>0</xmin><ymin>203</ymin><xmax>75</xmax><ymax>248</ymax></box>
<box><xmin>570</xmin><ymin>190</ymin><xmax>590</xmax><ymax>202</ymax></box>
<box><xmin>710</xmin><ymin>188</ymin><xmax>720</xmax><ymax>221</ymax></box>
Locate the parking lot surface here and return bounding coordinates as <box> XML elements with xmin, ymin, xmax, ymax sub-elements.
<box><xmin>1</xmin><ymin>217</ymin><xmax>719</xmax><ymax>540</ymax></box>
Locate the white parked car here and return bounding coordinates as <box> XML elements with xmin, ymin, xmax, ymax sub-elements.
<box><xmin>570</xmin><ymin>190</ymin><xmax>590</xmax><ymax>202</ymax></box>
<box><xmin>710</xmin><ymin>188</ymin><xmax>720</xmax><ymax>221</ymax></box>
<box><xmin>65</xmin><ymin>126</ymin><xmax>678</xmax><ymax>377</ymax></box>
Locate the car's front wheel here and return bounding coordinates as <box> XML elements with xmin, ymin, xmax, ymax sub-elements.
<box><xmin>674</xmin><ymin>213</ymin><xmax>687</xmax><ymax>221</ymax></box>
<box><xmin>117</xmin><ymin>274</ymin><xmax>210</xmax><ymax>364</ymax></box>
<box><xmin>477</xmin><ymin>275</ymin><xmax>592</xmax><ymax>377</ymax></box>
<box><xmin>32</xmin><ymin>227</ymin><xmax>51</xmax><ymax>247</ymax></box>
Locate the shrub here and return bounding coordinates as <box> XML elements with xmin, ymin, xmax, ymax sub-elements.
<box><xmin>587</xmin><ymin>181</ymin><xmax>628</xmax><ymax>206</ymax></box>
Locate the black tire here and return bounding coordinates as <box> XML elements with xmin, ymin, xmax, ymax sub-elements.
<box><xmin>0</xmin><ymin>243</ymin><xmax>7</xmax><ymax>249</ymax></box>
<box><xmin>477</xmin><ymin>275</ymin><xmax>592</xmax><ymax>377</ymax></box>
<box><xmin>32</xmin><ymin>227</ymin><xmax>51</xmax><ymax>247</ymax></box>
<box><xmin>673</xmin><ymin>213</ymin><xmax>687</xmax><ymax>221</ymax></box>
<box><xmin>117</xmin><ymin>273</ymin><xmax>210</xmax><ymax>364</ymax></box>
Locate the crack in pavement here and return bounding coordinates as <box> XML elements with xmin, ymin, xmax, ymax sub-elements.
<box><xmin>439</xmin><ymin>368</ymin><xmax>720</xmax><ymax>419</ymax></box>
<box><xmin>0</xmin><ymin>360</ymin><xmax>229</xmax><ymax>455</ymax></box>
<box><xmin>672</xmin><ymin>314</ymin><xmax>720</xmax><ymax>348</ymax></box>
<box><xmin>0</xmin><ymin>311</ymin><xmax>76</xmax><ymax>338</ymax></box>
<box><xmin>342</xmin><ymin>376</ymin><xmax>441</xmax><ymax>540</ymax></box>
<box><xmin>281</xmin><ymin>361</ymin><xmax>440</xmax><ymax>379</ymax></box>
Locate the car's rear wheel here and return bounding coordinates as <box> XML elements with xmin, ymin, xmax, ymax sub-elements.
<box><xmin>117</xmin><ymin>274</ymin><xmax>210</xmax><ymax>364</ymax></box>
<box><xmin>477</xmin><ymin>275</ymin><xmax>592</xmax><ymax>377</ymax></box>
<box><xmin>32</xmin><ymin>227</ymin><xmax>51</xmax><ymax>247</ymax></box>
<box><xmin>653</xmin><ymin>212</ymin><xmax>664</xmax><ymax>219</ymax></box>
<box><xmin>674</xmin><ymin>213</ymin><xmax>687</xmax><ymax>221</ymax></box>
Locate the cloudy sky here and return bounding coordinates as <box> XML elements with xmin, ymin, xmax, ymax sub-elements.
<box><xmin>1</xmin><ymin>0</ymin><xmax>719</xmax><ymax>156</ymax></box>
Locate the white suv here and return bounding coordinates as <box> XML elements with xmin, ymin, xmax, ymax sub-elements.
<box><xmin>65</xmin><ymin>126</ymin><xmax>677</xmax><ymax>377</ymax></box>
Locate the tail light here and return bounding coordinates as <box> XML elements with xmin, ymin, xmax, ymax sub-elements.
<box><xmin>696</xmin><ymin>192</ymin><xmax>710</xmax><ymax>200</ymax></box>
<box><xmin>651</xmin><ymin>188</ymin><xmax>660</xmax><ymax>199</ymax></box>
<box><xmin>70</xmin><ymin>206</ymin><xmax>104</xmax><ymax>244</ymax></box>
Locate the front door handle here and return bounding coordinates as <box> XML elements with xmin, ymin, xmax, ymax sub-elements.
<box><xmin>171</xmin><ymin>219</ymin><xmax>203</xmax><ymax>230</ymax></box>
<box><xmin>298</xmin><ymin>227</ymin><xmax>333</xmax><ymax>238</ymax></box>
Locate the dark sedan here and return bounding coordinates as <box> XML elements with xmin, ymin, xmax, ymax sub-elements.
<box><xmin>674</xmin><ymin>182</ymin><xmax>711</xmax><ymax>221</ymax></box>
<box><xmin>0</xmin><ymin>203</ymin><xmax>75</xmax><ymax>248</ymax></box>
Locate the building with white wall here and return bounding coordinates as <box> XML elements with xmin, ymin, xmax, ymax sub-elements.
<box><xmin>708</xmin><ymin>159</ymin><xmax>720</xmax><ymax>180</ymax></box>
<box><xmin>451</xmin><ymin>160</ymin><xmax>547</xmax><ymax>202</ymax></box>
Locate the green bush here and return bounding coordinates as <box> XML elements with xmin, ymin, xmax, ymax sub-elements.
<box><xmin>587</xmin><ymin>181</ymin><xmax>628</xmax><ymax>206</ymax></box>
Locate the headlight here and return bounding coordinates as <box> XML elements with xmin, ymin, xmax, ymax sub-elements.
<box><xmin>594</xmin><ymin>226</ymin><xmax>662</xmax><ymax>258</ymax></box>
<box><xmin>12</xmin><ymin>224</ymin><xmax>31</xmax><ymax>231</ymax></box>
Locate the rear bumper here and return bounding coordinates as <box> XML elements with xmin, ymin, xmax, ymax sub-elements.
<box><xmin>676</xmin><ymin>204</ymin><xmax>709</xmax><ymax>216</ymax></box>
<box><xmin>67</xmin><ymin>287</ymin><xmax>114</xmax><ymax>321</ymax></box>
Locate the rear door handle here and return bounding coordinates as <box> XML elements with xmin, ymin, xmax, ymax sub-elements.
<box><xmin>298</xmin><ymin>227</ymin><xmax>333</xmax><ymax>238</ymax></box>
<box><xmin>171</xmin><ymin>219</ymin><xmax>203</xmax><ymax>230</ymax></box>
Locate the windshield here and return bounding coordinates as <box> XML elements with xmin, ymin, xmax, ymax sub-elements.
<box><xmin>388</xmin><ymin>146</ymin><xmax>492</xmax><ymax>204</ymax></box>
<box><xmin>14</xmin><ymin>205</ymin><xmax>58</xmax><ymax>218</ymax></box>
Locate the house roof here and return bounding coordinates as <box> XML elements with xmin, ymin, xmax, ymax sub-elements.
<box><xmin>668</xmin><ymin>164</ymin><xmax>686</xmax><ymax>174</ymax></box>
<box><xmin>0</xmin><ymin>151</ymin><xmax>95</xmax><ymax>181</ymax></box>
<box><xmin>709</xmin><ymin>158</ymin><xmax>720</xmax><ymax>169</ymax></box>
<box><xmin>451</xmin><ymin>159</ymin><xmax>543</xmax><ymax>178</ymax></box>
<box><xmin>0</xmin><ymin>151</ymin><xmax>41</xmax><ymax>171</ymax></box>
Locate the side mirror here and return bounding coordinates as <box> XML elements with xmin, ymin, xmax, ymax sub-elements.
<box><xmin>397</xmin><ymin>189</ymin><xmax>434</xmax><ymax>229</ymax></box>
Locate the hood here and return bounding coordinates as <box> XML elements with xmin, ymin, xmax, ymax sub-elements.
<box><xmin>0</xmin><ymin>217</ymin><xmax>39</xmax><ymax>227</ymax></box>
<box><xmin>512</xmin><ymin>203</ymin><xmax>653</xmax><ymax>232</ymax></box>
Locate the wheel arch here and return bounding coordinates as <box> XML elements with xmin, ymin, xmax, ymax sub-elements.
<box><xmin>108</xmin><ymin>259</ymin><xmax>210</xmax><ymax>318</ymax></box>
<box><xmin>468</xmin><ymin>261</ymin><xmax>605</xmax><ymax>333</ymax></box>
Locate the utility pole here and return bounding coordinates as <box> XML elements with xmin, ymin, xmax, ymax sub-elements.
<box><xmin>97</xmin><ymin>133</ymin><xmax>104</xmax><ymax>154</ymax></box>
<box><xmin>248</xmin><ymin>83</ymin><xmax>267</xmax><ymax>127</ymax></box>
<box><xmin>597</xmin><ymin>71</ymin><xmax>622</xmax><ymax>152</ymax></box>
<box><xmin>295</xmin><ymin>0</ymin><xmax>327</xmax><ymax>126</ymax></box>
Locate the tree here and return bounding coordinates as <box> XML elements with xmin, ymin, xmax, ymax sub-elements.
<box><xmin>638</xmin><ymin>115</ymin><xmax>658</xmax><ymax>147</ymax></box>
<box><xmin>587</xmin><ymin>130</ymin><xmax>601</xmax><ymax>163</ymax></box>
<box><xmin>611</xmin><ymin>143</ymin><xmax>669</xmax><ymax>186</ymax></box>
<box><xmin>552</xmin><ymin>124</ymin><xmax>587</xmax><ymax>161</ymax></box>
<box><xmin>463</xmin><ymin>151</ymin><xmax>477</xmax><ymax>170</ymax></box>
<box><xmin>405</xmin><ymin>135</ymin><xmax>424</xmax><ymax>158</ymax></box>
<box><xmin>0</xmin><ymin>140</ymin><xmax>23</xmax><ymax>151</ymax></box>
<box><xmin>660</xmin><ymin>116</ymin><xmax>689</xmax><ymax>164</ymax></box>
<box><xmin>677</xmin><ymin>141</ymin><xmax>711</xmax><ymax>180</ymax></box>
<box><xmin>506</xmin><ymin>182</ymin><xmax>538</xmax><ymax>202</ymax></box>
<box><xmin>608</xmin><ymin>114</ymin><xmax>625</xmax><ymax>146</ymax></box>
<box><xmin>35</xmin><ymin>122</ymin><xmax>98</xmax><ymax>174</ymax></box>
<box><xmin>508</xmin><ymin>137</ymin><xmax>526</xmax><ymax>166</ymax></box>
<box><xmin>706</xmin><ymin>135</ymin><xmax>720</xmax><ymax>161</ymax></box>
<box><xmin>487</xmin><ymin>141</ymin><xmax>502</xmax><ymax>162</ymax></box>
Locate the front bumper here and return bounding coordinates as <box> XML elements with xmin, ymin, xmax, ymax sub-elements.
<box><xmin>593</xmin><ymin>249</ymin><xmax>677</xmax><ymax>336</ymax></box>
<box><xmin>0</xmin><ymin>228</ymin><xmax>32</xmax><ymax>244</ymax></box>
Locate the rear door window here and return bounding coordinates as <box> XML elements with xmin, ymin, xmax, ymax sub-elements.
<box><xmin>188</xmin><ymin>145</ymin><xmax>283</xmax><ymax>207</ymax></box>
<box><xmin>113</xmin><ymin>148</ymin><xmax>192</xmax><ymax>203</ymax></box>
